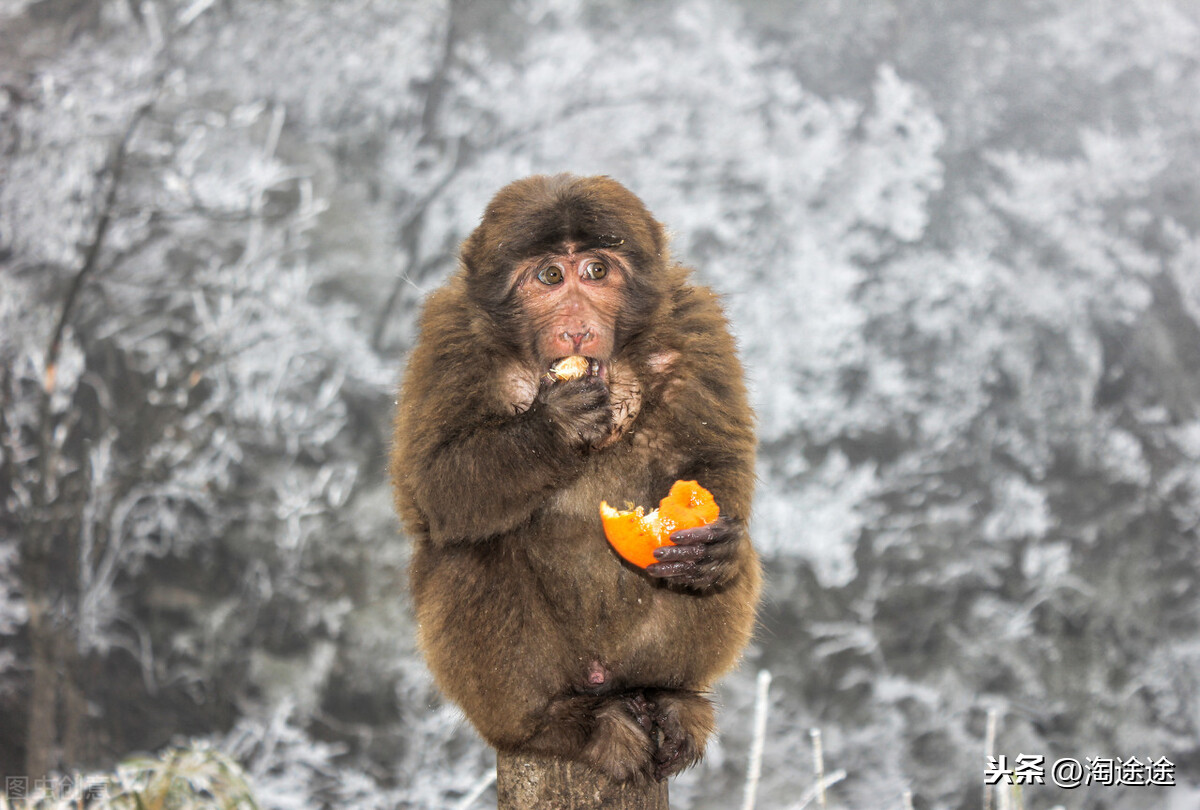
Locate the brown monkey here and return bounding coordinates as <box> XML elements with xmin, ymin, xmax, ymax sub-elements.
<box><xmin>390</xmin><ymin>174</ymin><xmax>761</xmax><ymax>782</ymax></box>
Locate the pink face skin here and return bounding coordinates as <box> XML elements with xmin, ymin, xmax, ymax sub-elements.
<box><xmin>512</xmin><ymin>247</ymin><xmax>626</xmax><ymax>368</ymax></box>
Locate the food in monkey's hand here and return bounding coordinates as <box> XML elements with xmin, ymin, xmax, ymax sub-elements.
<box><xmin>600</xmin><ymin>480</ymin><xmax>720</xmax><ymax>568</ymax></box>
<box><xmin>545</xmin><ymin>354</ymin><xmax>598</xmax><ymax>382</ymax></box>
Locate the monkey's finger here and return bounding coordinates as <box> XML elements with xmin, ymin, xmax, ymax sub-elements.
<box><xmin>652</xmin><ymin>544</ymin><xmax>707</xmax><ymax>563</ymax></box>
<box><xmin>645</xmin><ymin>561</ymin><xmax>701</xmax><ymax>579</ymax></box>
<box><xmin>625</xmin><ymin>693</ymin><xmax>656</xmax><ymax>735</ymax></box>
<box><xmin>669</xmin><ymin>518</ymin><xmax>734</xmax><ymax>545</ymax></box>
<box><xmin>539</xmin><ymin>373</ymin><xmax>606</xmax><ymax>399</ymax></box>
<box><xmin>667</xmin><ymin>525</ymin><xmax>718</xmax><ymax>545</ymax></box>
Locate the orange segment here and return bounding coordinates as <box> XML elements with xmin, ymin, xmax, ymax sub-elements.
<box><xmin>599</xmin><ymin>480</ymin><xmax>720</xmax><ymax>569</ymax></box>
<box><xmin>598</xmin><ymin>502</ymin><xmax>664</xmax><ymax>568</ymax></box>
<box><xmin>658</xmin><ymin>480</ymin><xmax>720</xmax><ymax>537</ymax></box>
<box><xmin>549</xmin><ymin>355</ymin><xmax>589</xmax><ymax>381</ymax></box>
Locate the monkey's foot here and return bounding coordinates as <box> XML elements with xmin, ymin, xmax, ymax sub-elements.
<box><xmin>581</xmin><ymin>695</ymin><xmax>656</xmax><ymax>783</ymax></box>
<box><xmin>646</xmin><ymin>690</ymin><xmax>714</xmax><ymax>780</ymax></box>
<box><xmin>626</xmin><ymin>691</ymin><xmax>657</xmax><ymax>735</ymax></box>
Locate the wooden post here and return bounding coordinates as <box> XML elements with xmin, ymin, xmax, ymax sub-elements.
<box><xmin>496</xmin><ymin>751</ymin><xmax>668</xmax><ymax>810</ymax></box>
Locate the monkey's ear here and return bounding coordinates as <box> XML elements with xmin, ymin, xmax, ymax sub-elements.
<box><xmin>460</xmin><ymin>217</ymin><xmax>501</xmax><ymax>277</ymax></box>
<box><xmin>460</xmin><ymin>222</ymin><xmax>518</xmax><ymax>313</ymax></box>
<box><xmin>647</xmin><ymin>220</ymin><xmax>668</xmax><ymax>264</ymax></box>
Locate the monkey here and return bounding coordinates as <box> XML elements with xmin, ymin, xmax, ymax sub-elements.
<box><xmin>390</xmin><ymin>174</ymin><xmax>761</xmax><ymax>783</ymax></box>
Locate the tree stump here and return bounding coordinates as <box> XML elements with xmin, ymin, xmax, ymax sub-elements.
<box><xmin>496</xmin><ymin>751</ymin><xmax>669</xmax><ymax>810</ymax></box>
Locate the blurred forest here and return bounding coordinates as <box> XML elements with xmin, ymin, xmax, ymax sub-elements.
<box><xmin>2</xmin><ymin>0</ymin><xmax>1200</xmax><ymax>808</ymax></box>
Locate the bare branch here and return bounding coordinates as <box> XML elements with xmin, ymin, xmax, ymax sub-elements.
<box><xmin>44</xmin><ymin>101</ymin><xmax>152</xmax><ymax>394</ymax></box>
<box><xmin>741</xmin><ymin>669</ymin><xmax>773</xmax><ymax>810</ymax></box>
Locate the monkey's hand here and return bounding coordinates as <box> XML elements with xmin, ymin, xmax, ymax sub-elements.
<box><xmin>533</xmin><ymin>375</ymin><xmax>611</xmax><ymax>450</ymax></box>
<box><xmin>646</xmin><ymin>517</ymin><xmax>744</xmax><ymax>590</ymax></box>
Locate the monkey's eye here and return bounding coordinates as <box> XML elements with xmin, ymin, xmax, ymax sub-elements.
<box><xmin>584</xmin><ymin>261</ymin><xmax>608</xmax><ymax>280</ymax></box>
<box><xmin>537</xmin><ymin>265</ymin><xmax>564</xmax><ymax>285</ymax></box>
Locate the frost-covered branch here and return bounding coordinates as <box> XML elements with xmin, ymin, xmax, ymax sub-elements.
<box><xmin>43</xmin><ymin>102</ymin><xmax>152</xmax><ymax>396</ymax></box>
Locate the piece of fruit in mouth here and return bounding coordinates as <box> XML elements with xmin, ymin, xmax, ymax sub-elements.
<box><xmin>545</xmin><ymin>355</ymin><xmax>598</xmax><ymax>382</ymax></box>
<box><xmin>599</xmin><ymin>480</ymin><xmax>720</xmax><ymax>569</ymax></box>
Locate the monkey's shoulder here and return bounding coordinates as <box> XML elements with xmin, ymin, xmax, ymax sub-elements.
<box><xmin>407</xmin><ymin>282</ymin><xmax>496</xmax><ymax>369</ymax></box>
<box><xmin>400</xmin><ymin>288</ymin><xmax>529</xmax><ymax>424</ymax></box>
<box><xmin>668</xmin><ymin>277</ymin><xmax>732</xmax><ymax>324</ymax></box>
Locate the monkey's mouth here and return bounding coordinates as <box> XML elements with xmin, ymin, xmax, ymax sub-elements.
<box><xmin>580</xmin><ymin>357</ymin><xmax>606</xmax><ymax>379</ymax></box>
<box><xmin>546</xmin><ymin>356</ymin><xmax>607</xmax><ymax>381</ymax></box>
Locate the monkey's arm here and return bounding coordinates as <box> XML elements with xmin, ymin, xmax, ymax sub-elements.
<box><xmin>643</xmin><ymin>284</ymin><xmax>758</xmax><ymax>590</ymax></box>
<box><xmin>405</xmin><ymin>385</ymin><xmax>610</xmax><ymax>543</ymax></box>
<box><xmin>392</xmin><ymin>291</ymin><xmax>610</xmax><ymax>544</ymax></box>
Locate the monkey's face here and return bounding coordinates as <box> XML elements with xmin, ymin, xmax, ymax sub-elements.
<box><xmin>512</xmin><ymin>246</ymin><xmax>626</xmax><ymax>369</ymax></box>
<box><xmin>460</xmin><ymin>174</ymin><xmax>668</xmax><ymax>365</ymax></box>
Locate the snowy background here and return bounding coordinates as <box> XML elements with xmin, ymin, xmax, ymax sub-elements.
<box><xmin>3</xmin><ymin>0</ymin><xmax>1200</xmax><ymax>808</ymax></box>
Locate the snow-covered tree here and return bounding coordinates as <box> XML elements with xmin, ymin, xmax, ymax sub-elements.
<box><xmin>2</xmin><ymin>0</ymin><xmax>1198</xmax><ymax>807</ymax></box>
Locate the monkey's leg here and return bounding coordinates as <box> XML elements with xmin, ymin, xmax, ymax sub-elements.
<box><xmin>519</xmin><ymin>691</ymin><xmax>657</xmax><ymax>783</ymax></box>
<box><xmin>643</xmin><ymin>689</ymin><xmax>715</xmax><ymax>781</ymax></box>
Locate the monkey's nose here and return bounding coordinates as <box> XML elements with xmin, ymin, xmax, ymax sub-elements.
<box><xmin>562</xmin><ymin>329</ymin><xmax>595</xmax><ymax>352</ymax></box>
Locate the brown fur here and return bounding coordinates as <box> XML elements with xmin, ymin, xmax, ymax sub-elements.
<box><xmin>390</xmin><ymin>174</ymin><xmax>761</xmax><ymax>782</ymax></box>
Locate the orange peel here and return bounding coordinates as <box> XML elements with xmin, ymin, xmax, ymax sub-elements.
<box><xmin>599</xmin><ymin>480</ymin><xmax>720</xmax><ymax>568</ymax></box>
